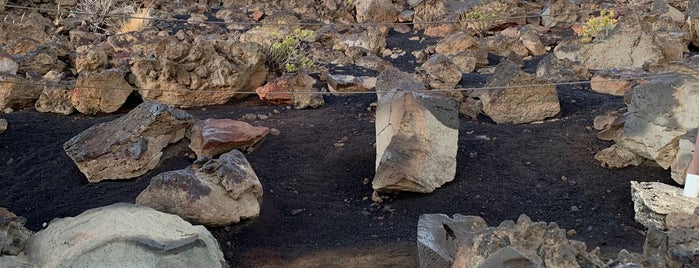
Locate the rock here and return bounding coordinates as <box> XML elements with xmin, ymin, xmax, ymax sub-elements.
<box><xmin>374</xmin><ymin>67</ymin><xmax>425</xmax><ymax>100</ymax></box>
<box><xmin>339</xmin><ymin>28</ymin><xmax>386</xmax><ymax>55</ymax></box>
<box><xmin>70</xmin><ymin>68</ymin><xmax>133</xmax><ymax>115</ymax></box>
<box><xmin>327</xmin><ymin>74</ymin><xmax>377</xmax><ymax>95</ymax></box>
<box><xmin>75</xmin><ymin>44</ymin><xmax>108</xmax><ymax>73</ymax></box>
<box><xmin>590</xmin><ymin>74</ymin><xmax>634</xmax><ymax>96</ymax></box>
<box><xmin>595</xmin><ymin>144</ymin><xmax>645</xmax><ymax>169</ymax></box>
<box><xmin>63</xmin><ymin>102</ymin><xmax>196</xmax><ymax>182</ymax></box>
<box><xmin>617</xmin><ymin>115</ymin><xmax>683</xmax><ymax>170</ymax></box>
<box><xmin>354</xmin><ymin>0</ymin><xmax>398</xmax><ymax>23</ymax></box>
<box><xmin>554</xmin><ymin>13</ymin><xmax>665</xmax><ymax>70</ymax></box>
<box><xmin>448</xmin><ymin>50</ymin><xmax>478</xmax><ymax>74</ymax></box>
<box><xmin>0</xmin><ymin>119</ymin><xmax>6</xmax><ymax>133</ymax></box>
<box><xmin>130</xmin><ymin>39</ymin><xmax>267</xmax><ymax>107</ymax></box>
<box><xmin>630</xmin><ymin>181</ymin><xmax>699</xmax><ymax>230</ymax></box>
<box><xmin>671</xmin><ymin>131</ymin><xmax>697</xmax><ymax>185</ymax></box>
<box><xmin>418</xmin><ymin>54</ymin><xmax>462</xmax><ymax>89</ymax></box>
<box><xmin>535</xmin><ymin>54</ymin><xmax>591</xmax><ymax>82</ymax></box>
<box><xmin>480</xmin><ymin>60</ymin><xmax>560</xmax><ymax>124</ymax></box>
<box><xmin>641</xmin><ymin>211</ymin><xmax>699</xmax><ymax>267</ymax></box>
<box><xmin>434</xmin><ymin>32</ymin><xmax>477</xmax><ymax>56</ymax></box>
<box><xmin>0</xmin><ymin>49</ymin><xmax>18</xmax><ymax>75</ymax></box>
<box><xmin>136</xmin><ymin>150</ymin><xmax>263</xmax><ymax>226</ymax></box>
<box><xmin>189</xmin><ymin>119</ymin><xmax>270</xmax><ymax>158</ymax></box>
<box><xmin>26</xmin><ymin>203</ymin><xmax>226</xmax><ymax>267</ymax></box>
<box><xmin>354</xmin><ymin>54</ymin><xmax>393</xmax><ymax>71</ymax></box>
<box><xmin>541</xmin><ymin>0</ymin><xmax>579</xmax><ymax>29</ymax></box>
<box><xmin>0</xmin><ymin>12</ymin><xmax>53</xmax><ymax>52</ymax></box>
<box><xmin>0</xmin><ymin>208</ymin><xmax>32</xmax><ymax>256</ymax></box>
<box><xmin>482</xmin><ymin>34</ymin><xmax>529</xmax><ymax>58</ymax></box>
<box><xmin>256</xmin><ymin>73</ymin><xmax>324</xmax><ymax>109</ymax></box>
<box><xmin>374</xmin><ymin>89</ymin><xmax>459</xmax><ymax>193</ymax></box>
<box><xmin>35</xmin><ymin>82</ymin><xmax>75</xmax><ymax>115</ymax></box>
<box><xmin>18</xmin><ymin>43</ymin><xmax>70</xmax><ymax>77</ymax></box>
<box><xmin>423</xmin><ymin>24</ymin><xmax>455</xmax><ymax>37</ymax></box>
<box><xmin>412</xmin><ymin>0</ymin><xmax>446</xmax><ymax>30</ymax></box>
<box><xmin>519</xmin><ymin>32</ymin><xmax>546</xmax><ymax>56</ymax></box>
<box><xmin>0</xmin><ymin>75</ymin><xmax>43</xmax><ymax>110</ymax></box>
<box><xmin>420</xmin><ymin>214</ymin><xmax>609</xmax><ymax>268</ymax></box>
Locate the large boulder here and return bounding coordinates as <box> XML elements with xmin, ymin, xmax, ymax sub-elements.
<box><xmin>70</xmin><ymin>68</ymin><xmax>133</xmax><ymax>115</ymax></box>
<box><xmin>189</xmin><ymin>118</ymin><xmax>270</xmax><ymax>158</ymax></box>
<box><xmin>480</xmin><ymin>60</ymin><xmax>560</xmax><ymax>124</ymax></box>
<box><xmin>75</xmin><ymin>44</ymin><xmax>108</xmax><ymax>73</ymax></box>
<box><xmin>130</xmin><ymin>39</ymin><xmax>267</xmax><ymax>107</ymax></box>
<box><xmin>417</xmin><ymin>54</ymin><xmax>462</xmax><ymax>90</ymax></box>
<box><xmin>34</xmin><ymin>70</ymin><xmax>75</xmax><ymax>115</ymax></box>
<box><xmin>535</xmin><ymin>54</ymin><xmax>591</xmax><ymax>83</ymax></box>
<box><xmin>26</xmin><ymin>203</ymin><xmax>226</xmax><ymax>267</ymax></box>
<box><xmin>373</xmin><ymin>70</ymin><xmax>458</xmax><ymax>193</ymax></box>
<box><xmin>630</xmin><ymin>181</ymin><xmax>699</xmax><ymax>231</ymax></box>
<box><xmin>136</xmin><ymin>150</ymin><xmax>263</xmax><ymax>226</ymax></box>
<box><xmin>63</xmin><ymin>102</ymin><xmax>196</xmax><ymax>182</ymax></box>
<box><xmin>0</xmin><ymin>75</ymin><xmax>43</xmax><ymax>111</ymax></box>
<box><xmin>554</xmin><ymin>12</ymin><xmax>666</xmax><ymax>70</ymax></box>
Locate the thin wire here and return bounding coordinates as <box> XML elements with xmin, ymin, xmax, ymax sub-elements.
<box><xmin>0</xmin><ymin>73</ymin><xmax>684</xmax><ymax>95</ymax></box>
<box><xmin>1</xmin><ymin>3</ymin><xmax>632</xmax><ymax>26</ymax></box>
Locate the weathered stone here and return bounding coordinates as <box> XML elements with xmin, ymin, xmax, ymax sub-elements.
<box><xmin>477</xmin><ymin>246</ymin><xmax>542</xmax><ymax>268</ymax></box>
<box><xmin>189</xmin><ymin>119</ymin><xmax>270</xmax><ymax>158</ymax></box>
<box><xmin>590</xmin><ymin>73</ymin><xmax>634</xmax><ymax>96</ymax></box>
<box><xmin>0</xmin><ymin>12</ymin><xmax>53</xmax><ymax>51</ymax></box>
<box><xmin>595</xmin><ymin>144</ymin><xmax>645</xmax><ymax>169</ymax></box>
<box><xmin>256</xmin><ymin>73</ymin><xmax>324</xmax><ymax>109</ymax></box>
<box><xmin>26</xmin><ymin>203</ymin><xmax>226</xmax><ymax>267</ymax></box>
<box><xmin>339</xmin><ymin>28</ymin><xmax>386</xmax><ymax>55</ymax></box>
<box><xmin>75</xmin><ymin>44</ymin><xmax>108</xmax><ymax>73</ymax></box>
<box><xmin>434</xmin><ymin>32</ymin><xmax>477</xmax><ymax>56</ymax></box>
<box><xmin>374</xmin><ymin>90</ymin><xmax>458</xmax><ymax>193</ymax></box>
<box><xmin>448</xmin><ymin>50</ymin><xmax>477</xmax><ymax>74</ymax></box>
<box><xmin>0</xmin><ymin>75</ymin><xmax>43</xmax><ymax>110</ymax></box>
<box><xmin>554</xmin><ymin>13</ymin><xmax>665</xmax><ymax>70</ymax></box>
<box><xmin>671</xmin><ymin>131</ymin><xmax>697</xmax><ymax>184</ymax></box>
<box><xmin>631</xmin><ymin>181</ymin><xmax>699</xmax><ymax>230</ymax></box>
<box><xmin>535</xmin><ymin>54</ymin><xmax>591</xmax><ymax>83</ymax></box>
<box><xmin>355</xmin><ymin>0</ymin><xmax>398</xmax><ymax>23</ymax></box>
<box><xmin>71</xmin><ymin>68</ymin><xmax>133</xmax><ymax>115</ymax></box>
<box><xmin>480</xmin><ymin>60</ymin><xmax>560</xmax><ymax>124</ymax></box>
<box><xmin>0</xmin><ymin>49</ymin><xmax>18</xmax><ymax>75</ymax></box>
<box><xmin>130</xmin><ymin>39</ymin><xmax>267</xmax><ymax>107</ymax></box>
<box><xmin>418</xmin><ymin>54</ymin><xmax>462</xmax><ymax>90</ymax></box>
<box><xmin>136</xmin><ymin>150</ymin><xmax>263</xmax><ymax>226</ymax></box>
<box><xmin>617</xmin><ymin>116</ymin><xmax>683</xmax><ymax>169</ymax></box>
<box><xmin>417</xmin><ymin>214</ymin><xmax>489</xmax><ymax>268</ymax></box>
<box><xmin>354</xmin><ymin>54</ymin><xmax>393</xmax><ymax>71</ymax></box>
<box><xmin>63</xmin><ymin>102</ymin><xmax>196</xmax><ymax>182</ymax></box>
<box><xmin>482</xmin><ymin>34</ymin><xmax>529</xmax><ymax>58</ymax></box>
<box><xmin>0</xmin><ymin>208</ymin><xmax>32</xmax><ymax>256</ymax></box>
<box><xmin>327</xmin><ymin>74</ymin><xmax>377</xmax><ymax>95</ymax></box>
<box><xmin>541</xmin><ymin>0</ymin><xmax>579</xmax><ymax>29</ymax></box>
<box><xmin>35</xmin><ymin>85</ymin><xmax>75</xmax><ymax>115</ymax></box>
<box><xmin>18</xmin><ymin>43</ymin><xmax>70</xmax><ymax>77</ymax></box>
<box><xmin>412</xmin><ymin>0</ymin><xmax>446</xmax><ymax>29</ymax></box>
<box><xmin>519</xmin><ymin>32</ymin><xmax>546</xmax><ymax>56</ymax></box>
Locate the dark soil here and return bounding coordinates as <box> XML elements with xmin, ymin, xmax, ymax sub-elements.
<box><xmin>0</xmin><ymin>30</ymin><xmax>675</xmax><ymax>267</ymax></box>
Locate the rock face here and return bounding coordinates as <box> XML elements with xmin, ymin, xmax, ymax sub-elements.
<box><xmin>373</xmin><ymin>73</ymin><xmax>458</xmax><ymax>192</ymax></box>
<box><xmin>189</xmin><ymin>118</ymin><xmax>270</xmax><ymax>158</ymax></box>
<box><xmin>554</xmin><ymin>13</ymin><xmax>666</xmax><ymax>70</ymax></box>
<box><xmin>597</xmin><ymin>73</ymin><xmax>699</xmax><ymax>184</ymax></box>
<box><xmin>0</xmin><ymin>208</ymin><xmax>32</xmax><ymax>256</ymax></box>
<box><xmin>63</xmin><ymin>102</ymin><xmax>196</xmax><ymax>182</ymax></box>
<box><xmin>130</xmin><ymin>39</ymin><xmax>267</xmax><ymax>107</ymax></box>
<box><xmin>136</xmin><ymin>150</ymin><xmax>263</xmax><ymax>226</ymax></box>
<box><xmin>26</xmin><ymin>203</ymin><xmax>226</xmax><ymax>267</ymax></box>
<box><xmin>480</xmin><ymin>60</ymin><xmax>560</xmax><ymax>124</ymax></box>
<box><xmin>70</xmin><ymin>68</ymin><xmax>133</xmax><ymax>115</ymax></box>
<box><xmin>630</xmin><ymin>181</ymin><xmax>699</xmax><ymax>231</ymax></box>
<box><xmin>418</xmin><ymin>214</ymin><xmax>608</xmax><ymax>268</ymax></box>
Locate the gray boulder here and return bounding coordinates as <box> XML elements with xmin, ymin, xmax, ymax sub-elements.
<box><xmin>26</xmin><ymin>203</ymin><xmax>226</xmax><ymax>267</ymax></box>
<box><xmin>136</xmin><ymin>150</ymin><xmax>263</xmax><ymax>226</ymax></box>
<box><xmin>535</xmin><ymin>54</ymin><xmax>591</xmax><ymax>83</ymax></box>
<box><xmin>63</xmin><ymin>102</ymin><xmax>196</xmax><ymax>182</ymax></box>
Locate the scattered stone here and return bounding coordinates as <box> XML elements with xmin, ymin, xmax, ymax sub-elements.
<box><xmin>18</xmin><ymin>43</ymin><xmax>70</xmax><ymax>77</ymax></box>
<box><xmin>0</xmin><ymin>119</ymin><xmax>6</xmax><ymax>133</ymax></box>
<box><xmin>448</xmin><ymin>50</ymin><xmax>478</xmax><ymax>74</ymax></box>
<box><xmin>374</xmin><ymin>87</ymin><xmax>458</xmax><ymax>192</ymax></box>
<box><xmin>595</xmin><ymin>144</ymin><xmax>645</xmax><ymax>169</ymax></box>
<box><xmin>269</xmin><ymin>128</ymin><xmax>281</xmax><ymax>136</ymax></box>
<box><xmin>75</xmin><ymin>44</ymin><xmax>108</xmax><ymax>73</ymax></box>
<box><xmin>412</xmin><ymin>0</ymin><xmax>447</xmax><ymax>30</ymax></box>
<box><xmin>70</xmin><ymin>68</ymin><xmax>133</xmax><ymax>115</ymax></box>
<box><xmin>63</xmin><ymin>102</ymin><xmax>196</xmax><ymax>182</ymax></box>
<box><xmin>0</xmin><ymin>49</ymin><xmax>18</xmax><ymax>75</ymax></box>
<box><xmin>434</xmin><ymin>32</ymin><xmax>477</xmax><ymax>56</ymax></box>
<box><xmin>631</xmin><ymin>181</ymin><xmax>699</xmax><ymax>230</ymax></box>
<box><xmin>0</xmin><ymin>207</ymin><xmax>32</xmax><ymax>256</ymax></box>
<box><xmin>327</xmin><ymin>74</ymin><xmax>377</xmax><ymax>95</ymax></box>
<box><xmin>0</xmin><ymin>75</ymin><xmax>43</xmax><ymax>111</ymax></box>
<box><xmin>26</xmin><ymin>203</ymin><xmax>226</xmax><ymax>267</ymax></box>
<box><xmin>189</xmin><ymin>118</ymin><xmax>270</xmax><ymax>158</ymax></box>
<box><xmin>480</xmin><ymin>60</ymin><xmax>560</xmax><ymax>124</ymax></box>
<box><xmin>590</xmin><ymin>69</ymin><xmax>649</xmax><ymax>96</ymax></box>
<box><xmin>136</xmin><ymin>150</ymin><xmax>263</xmax><ymax>226</ymax></box>
<box><xmin>339</xmin><ymin>28</ymin><xmax>386</xmax><ymax>55</ymax></box>
<box><xmin>541</xmin><ymin>0</ymin><xmax>579</xmax><ymax>29</ymax></box>
<box><xmin>374</xmin><ymin>67</ymin><xmax>425</xmax><ymax>100</ymax></box>
<box><xmin>417</xmin><ymin>54</ymin><xmax>462</xmax><ymax>89</ymax></box>
<box><xmin>520</xmin><ymin>32</ymin><xmax>546</xmax><ymax>56</ymax></box>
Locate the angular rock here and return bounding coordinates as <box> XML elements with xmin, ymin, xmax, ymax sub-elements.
<box><xmin>0</xmin><ymin>75</ymin><xmax>43</xmax><ymax>110</ymax></box>
<box><xmin>480</xmin><ymin>60</ymin><xmax>560</xmax><ymax>124</ymax></box>
<box><xmin>535</xmin><ymin>54</ymin><xmax>591</xmax><ymax>82</ymax></box>
<box><xmin>630</xmin><ymin>181</ymin><xmax>699</xmax><ymax>230</ymax></box>
<box><xmin>75</xmin><ymin>44</ymin><xmax>108</xmax><ymax>73</ymax></box>
<box><xmin>671</xmin><ymin>131</ymin><xmax>697</xmax><ymax>184</ymax></box>
<box><xmin>520</xmin><ymin>32</ymin><xmax>546</xmax><ymax>56</ymax></box>
<box><xmin>327</xmin><ymin>74</ymin><xmax>377</xmax><ymax>95</ymax></box>
<box><xmin>189</xmin><ymin>119</ymin><xmax>269</xmax><ymax>158</ymax></box>
<box><xmin>63</xmin><ymin>102</ymin><xmax>196</xmax><ymax>182</ymax></box>
<box><xmin>412</xmin><ymin>0</ymin><xmax>446</xmax><ymax>29</ymax></box>
<box><xmin>0</xmin><ymin>49</ymin><xmax>18</xmax><ymax>75</ymax></box>
<box><xmin>130</xmin><ymin>39</ymin><xmax>267</xmax><ymax>107</ymax></box>
<box><xmin>0</xmin><ymin>12</ymin><xmax>53</xmax><ymax>52</ymax></box>
<box><xmin>590</xmin><ymin>73</ymin><xmax>634</xmax><ymax>96</ymax></box>
<box><xmin>541</xmin><ymin>0</ymin><xmax>579</xmax><ymax>29</ymax></box>
<box><xmin>256</xmin><ymin>73</ymin><xmax>324</xmax><ymax>109</ymax></box>
<box><xmin>418</xmin><ymin>54</ymin><xmax>462</xmax><ymax>90</ymax></box>
<box><xmin>136</xmin><ymin>150</ymin><xmax>263</xmax><ymax>226</ymax></box>
<box><xmin>617</xmin><ymin>116</ymin><xmax>683</xmax><ymax>169</ymax></box>
<box><xmin>339</xmin><ymin>28</ymin><xmax>386</xmax><ymax>55</ymax></box>
<box><xmin>374</xmin><ymin>67</ymin><xmax>425</xmax><ymax>100</ymax></box>
<box><xmin>355</xmin><ymin>0</ymin><xmax>398</xmax><ymax>23</ymax></box>
<box><xmin>434</xmin><ymin>32</ymin><xmax>477</xmax><ymax>56</ymax></box>
<box><xmin>35</xmin><ymin>85</ymin><xmax>75</xmax><ymax>115</ymax></box>
<box><xmin>0</xmin><ymin>208</ymin><xmax>32</xmax><ymax>256</ymax></box>
<box><xmin>595</xmin><ymin>144</ymin><xmax>645</xmax><ymax>169</ymax></box>
<box><xmin>70</xmin><ymin>68</ymin><xmax>133</xmax><ymax>115</ymax></box>
<box><xmin>374</xmin><ymin>90</ymin><xmax>458</xmax><ymax>193</ymax></box>
<box><xmin>448</xmin><ymin>50</ymin><xmax>477</xmax><ymax>74</ymax></box>
<box><xmin>26</xmin><ymin>203</ymin><xmax>226</xmax><ymax>267</ymax></box>
<box><xmin>417</xmin><ymin>214</ymin><xmax>489</xmax><ymax>268</ymax></box>
<box><xmin>476</xmin><ymin>246</ymin><xmax>542</xmax><ymax>268</ymax></box>
<box><xmin>554</xmin><ymin>13</ymin><xmax>665</xmax><ymax>70</ymax></box>
<box><xmin>18</xmin><ymin>43</ymin><xmax>70</xmax><ymax>77</ymax></box>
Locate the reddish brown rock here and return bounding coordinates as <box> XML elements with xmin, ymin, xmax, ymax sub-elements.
<box><xmin>189</xmin><ymin>119</ymin><xmax>270</xmax><ymax>158</ymax></box>
<box><xmin>590</xmin><ymin>73</ymin><xmax>634</xmax><ymax>96</ymax></box>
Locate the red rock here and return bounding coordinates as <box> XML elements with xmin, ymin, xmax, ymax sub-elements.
<box><xmin>590</xmin><ymin>74</ymin><xmax>633</xmax><ymax>96</ymax></box>
<box><xmin>255</xmin><ymin>80</ymin><xmax>293</xmax><ymax>104</ymax></box>
<box><xmin>189</xmin><ymin>119</ymin><xmax>270</xmax><ymax>158</ymax></box>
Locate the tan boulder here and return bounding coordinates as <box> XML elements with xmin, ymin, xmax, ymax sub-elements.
<box><xmin>355</xmin><ymin>0</ymin><xmax>398</xmax><ymax>23</ymax></box>
<box><xmin>434</xmin><ymin>32</ymin><xmax>477</xmax><ymax>56</ymax></box>
<box><xmin>418</xmin><ymin>54</ymin><xmax>462</xmax><ymax>89</ymax></box>
<box><xmin>75</xmin><ymin>45</ymin><xmax>108</xmax><ymax>73</ymax></box>
<box><xmin>71</xmin><ymin>68</ymin><xmax>132</xmax><ymax>115</ymax></box>
<box><xmin>0</xmin><ymin>75</ymin><xmax>43</xmax><ymax>110</ymax></box>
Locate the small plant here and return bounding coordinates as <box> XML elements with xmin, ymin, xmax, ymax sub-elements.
<box><xmin>266</xmin><ymin>29</ymin><xmax>315</xmax><ymax>74</ymax></box>
<box><xmin>581</xmin><ymin>9</ymin><xmax>618</xmax><ymax>43</ymax></box>
<box><xmin>75</xmin><ymin>0</ymin><xmax>118</xmax><ymax>32</ymax></box>
<box><xmin>458</xmin><ymin>2</ymin><xmax>499</xmax><ymax>35</ymax></box>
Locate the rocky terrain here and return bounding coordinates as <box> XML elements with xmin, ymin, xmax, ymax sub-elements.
<box><xmin>2</xmin><ymin>0</ymin><xmax>699</xmax><ymax>267</ymax></box>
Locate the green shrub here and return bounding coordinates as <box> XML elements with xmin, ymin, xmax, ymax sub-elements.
<box><xmin>581</xmin><ymin>9</ymin><xmax>618</xmax><ymax>43</ymax></box>
<box><xmin>267</xmin><ymin>29</ymin><xmax>315</xmax><ymax>74</ymax></box>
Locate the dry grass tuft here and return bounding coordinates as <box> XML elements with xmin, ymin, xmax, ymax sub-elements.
<box><xmin>117</xmin><ymin>1</ymin><xmax>152</xmax><ymax>34</ymax></box>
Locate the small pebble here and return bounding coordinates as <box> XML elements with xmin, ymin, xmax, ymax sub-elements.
<box><xmin>566</xmin><ymin>229</ymin><xmax>577</xmax><ymax>236</ymax></box>
<box><xmin>269</xmin><ymin>128</ymin><xmax>281</xmax><ymax>136</ymax></box>
<box><xmin>257</xmin><ymin>114</ymin><xmax>269</xmax><ymax>120</ymax></box>
<box><xmin>290</xmin><ymin>209</ymin><xmax>305</xmax><ymax>215</ymax></box>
